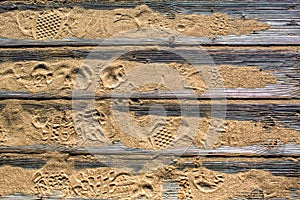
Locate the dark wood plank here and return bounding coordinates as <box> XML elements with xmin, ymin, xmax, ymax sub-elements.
<box><xmin>1</xmin><ymin>144</ymin><xmax>299</xmax><ymax>157</ymax></box>
<box><xmin>0</xmin><ymin>0</ymin><xmax>298</xmax><ymax>45</ymax></box>
<box><xmin>0</xmin><ymin>36</ymin><xmax>299</xmax><ymax>47</ymax></box>
<box><xmin>0</xmin><ymin>100</ymin><xmax>298</xmax><ymax>156</ymax></box>
<box><xmin>0</xmin><ymin>156</ymin><xmax>299</xmax><ymax>177</ymax></box>
<box><xmin>0</xmin><ymin>46</ymin><xmax>298</xmax><ymax>99</ymax></box>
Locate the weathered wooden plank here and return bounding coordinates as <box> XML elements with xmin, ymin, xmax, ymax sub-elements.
<box><xmin>0</xmin><ymin>90</ymin><xmax>298</xmax><ymax>100</ymax></box>
<box><xmin>1</xmin><ymin>0</ymin><xmax>298</xmax><ymax>22</ymax></box>
<box><xmin>0</xmin><ymin>157</ymin><xmax>298</xmax><ymax>199</ymax></box>
<box><xmin>125</xmin><ymin>103</ymin><xmax>300</xmax><ymax>130</ymax></box>
<box><xmin>0</xmin><ymin>0</ymin><xmax>298</xmax><ymax>44</ymax></box>
<box><xmin>0</xmin><ymin>46</ymin><xmax>298</xmax><ymax>99</ymax></box>
<box><xmin>0</xmin><ymin>1</ymin><xmax>298</xmax><ymax>199</ymax></box>
<box><xmin>0</xmin><ymin>156</ymin><xmax>299</xmax><ymax>177</ymax></box>
<box><xmin>0</xmin><ymin>46</ymin><xmax>298</xmax><ymax>68</ymax></box>
<box><xmin>0</xmin><ymin>158</ymin><xmax>46</xmax><ymax>169</ymax></box>
<box><xmin>0</xmin><ymin>36</ymin><xmax>299</xmax><ymax>47</ymax></box>
<box><xmin>1</xmin><ymin>144</ymin><xmax>299</xmax><ymax>157</ymax></box>
<box><xmin>0</xmin><ymin>100</ymin><xmax>299</xmax><ymax>151</ymax></box>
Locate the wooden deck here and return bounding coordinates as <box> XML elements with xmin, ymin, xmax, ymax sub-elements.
<box><xmin>0</xmin><ymin>0</ymin><xmax>299</xmax><ymax>199</ymax></box>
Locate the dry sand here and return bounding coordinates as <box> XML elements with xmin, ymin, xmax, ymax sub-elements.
<box><xmin>0</xmin><ymin>5</ymin><xmax>269</xmax><ymax>39</ymax></box>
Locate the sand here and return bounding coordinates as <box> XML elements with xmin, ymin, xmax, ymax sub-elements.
<box><xmin>0</xmin><ymin>59</ymin><xmax>276</xmax><ymax>93</ymax></box>
<box><xmin>0</xmin><ymin>98</ymin><xmax>299</xmax><ymax>149</ymax></box>
<box><xmin>0</xmin><ymin>5</ymin><xmax>269</xmax><ymax>39</ymax></box>
<box><xmin>0</xmin><ymin>3</ymin><xmax>297</xmax><ymax>200</ymax></box>
<box><xmin>0</xmin><ymin>159</ymin><xmax>298</xmax><ymax>199</ymax></box>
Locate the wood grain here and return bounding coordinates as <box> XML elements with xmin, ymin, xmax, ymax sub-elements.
<box><xmin>0</xmin><ymin>0</ymin><xmax>299</xmax><ymax>199</ymax></box>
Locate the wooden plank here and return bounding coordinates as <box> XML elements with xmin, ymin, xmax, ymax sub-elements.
<box><xmin>0</xmin><ymin>144</ymin><xmax>299</xmax><ymax>157</ymax></box>
<box><xmin>0</xmin><ymin>36</ymin><xmax>299</xmax><ymax>47</ymax></box>
<box><xmin>0</xmin><ymin>157</ymin><xmax>298</xmax><ymax>199</ymax></box>
<box><xmin>0</xmin><ymin>46</ymin><xmax>298</xmax><ymax>68</ymax></box>
<box><xmin>0</xmin><ymin>0</ymin><xmax>298</xmax><ymax>44</ymax></box>
<box><xmin>0</xmin><ymin>156</ymin><xmax>299</xmax><ymax>177</ymax></box>
<box><xmin>0</xmin><ymin>100</ymin><xmax>298</xmax><ymax>149</ymax></box>
<box><xmin>0</xmin><ymin>46</ymin><xmax>298</xmax><ymax>99</ymax></box>
<box><xmin>0</xmin><ymin>1</ymin><xmax>298</xmax><ymax>199</ymax></box>
<box><xmin>1</xmin><ymin>0</ymin><xmax>299</xmax><ymax>22</ymax></box>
